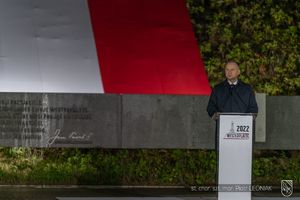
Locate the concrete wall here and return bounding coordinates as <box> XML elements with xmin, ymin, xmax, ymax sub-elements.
<box><xmin>121</xmin><ymin>95</ymin><xmax>299</xmax><ymax>150</ymax></box>
<box><xmin>122</xmin><ymin>95</ymin><xmax>215</xmax><ymax>149</ymax></box>
<box><xmin>0</xmin><ymin>93</ymin><xmax>298</xmax><ymax>149</ymax></box>
<box><xmin>255</xmin><ymin>96</ymin><xmax>300</xmax><ymax>150</ymax></box>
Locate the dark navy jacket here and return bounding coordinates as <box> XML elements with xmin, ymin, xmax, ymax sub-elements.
<box><xmin>207</xmin><ymin>80</ymin><xmax>258</xmax><ymax>117</ymax></box>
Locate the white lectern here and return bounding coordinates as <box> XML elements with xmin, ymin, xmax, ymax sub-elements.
<box><xmin>218</xmin><ymin>113</ymin><xmax>254</xmax><ymax>200</ymax></box>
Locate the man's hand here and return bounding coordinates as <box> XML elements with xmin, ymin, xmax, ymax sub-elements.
<box><xmin>252</xmin><ymin>113</ymin><xmax>258</xmax><ymax>119</ymax></box>
<box><xmin>212</xmin><ymin>112</ymin><xmax>220</xmax><ymax>120</ymax></box>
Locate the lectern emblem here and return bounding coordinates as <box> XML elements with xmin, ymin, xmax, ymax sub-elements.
<box><xmin>223</xmin><ymin>121</ymin><xmax>249</xmax><ymax>140</ymax></box>
<box><xmin>281</xmin><ymin>180</ymin><xmax>293</xmax><ymax>197</ymax></box>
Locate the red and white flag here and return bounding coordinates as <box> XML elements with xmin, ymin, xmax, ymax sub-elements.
<box><xmin>0</xmin><ymin>0</ymin><xmax>211</xmax><ymax>95</ymax></box>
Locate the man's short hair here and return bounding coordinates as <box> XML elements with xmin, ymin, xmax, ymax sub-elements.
<box><xmin>225</xmin><ymin>60</ymin><xmax>240</xmax><ymax>69</ymax></box>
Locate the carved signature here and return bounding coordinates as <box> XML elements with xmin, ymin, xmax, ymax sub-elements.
<box><xmin>47</xmin><ymin>129</ymin><xmax>93</xmax><ymax>146</ymax></box>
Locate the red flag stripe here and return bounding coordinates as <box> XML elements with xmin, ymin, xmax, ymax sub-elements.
<box><xmin>88</xmin><ymin>0</ymin><xmax>211</xmax><ymax>95</ymax></box>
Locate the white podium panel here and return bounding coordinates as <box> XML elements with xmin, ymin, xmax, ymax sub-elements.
<box><xmin>218</xmin><ymin>114</ymin><xmax>253</xmax><ymax>200</ymax></box>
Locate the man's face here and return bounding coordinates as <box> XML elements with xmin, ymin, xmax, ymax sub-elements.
<box><xmin>225</xmin><ymin>62</ymin><xmax>240</xmax><ymax>82</ymax></box>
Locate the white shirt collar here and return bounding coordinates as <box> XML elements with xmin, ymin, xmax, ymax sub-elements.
<box><xmin>228</xmin><ymin>79</ymin><xmax>238</xmax><ymax>85</ymax></box>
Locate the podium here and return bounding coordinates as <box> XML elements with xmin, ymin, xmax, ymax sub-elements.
<box><xmin>217</xmin><ymin>113</ymin><xmax>254</xmax><ymax>200</ymax></box>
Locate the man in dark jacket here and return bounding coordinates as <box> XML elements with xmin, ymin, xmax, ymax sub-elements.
<box><xmin>207</xmin><ymin>61</ymin><xmax>258</xmax><ymax>119</ymax></box>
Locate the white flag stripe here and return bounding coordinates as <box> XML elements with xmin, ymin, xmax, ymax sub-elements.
<box><xmin>0</xmin><ymin>0</ymin><xmax>103</xmax><ymax>93</ymax></box>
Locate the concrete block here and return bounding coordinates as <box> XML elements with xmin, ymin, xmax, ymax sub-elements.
<box><xmin>121</xmin><ymin>95</ymin><xmax>215</xmax><ymax>149</ymax></box>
